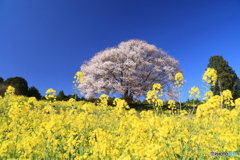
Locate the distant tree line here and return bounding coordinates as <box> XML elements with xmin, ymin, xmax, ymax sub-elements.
<box><xmin>44</xmin><ymin>90</ymin><xmax>86</xmax><ymax>101</ymax></box>
<box><xmin>0</xmin><ymin>77</ymin><xmax>42</xmax><ymax>100</ymax></box>
<box><xmin>0</xmin><ymin>76</ymin><xmax>205</xmax><ymax>113</ymax></box>
<box><xmin>0</xmin><ymin>77</ymin><xmax>84</xmax><ymax>101</ymax></box>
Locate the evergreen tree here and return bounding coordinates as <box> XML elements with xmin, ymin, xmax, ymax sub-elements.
<box><xmin>56</xmin><ymin>90</ymin><xmax>67</xmax><ymax>101</ymax></box>
<box><xmin>207</xmin><ymin>55</ymin><xmax>240</xmax><ymax>100</ymax></box>
<box><xmin>41</xmin><ymin>96</ymin><xmax>47</xmax><ymax>100</ymax></box>
<box><xmin>185</xmin><ymin>99</ymin><xmax>202</xmax><ymax>107</ymax></box>
<box><xmin>66</xmin><ymin>94</ymin><xmax>81</xmax><ymax>101</ymax></box>
<box><xmin>28</xmin><ymin>86</ymin><xmax>42</xmax><ymax>100</ymax></box>
<box><xmin>2</xmin><ymin>77</ymin><xmax>29</xmax><ymax>96</ymax></box>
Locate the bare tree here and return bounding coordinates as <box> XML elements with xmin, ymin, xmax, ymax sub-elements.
<box><xmin>79</xmin><ymin>39</ymin><xmax>181</xmax><ymax>103</ymax></box>
<box><xmin>0</xmin><ymin>84</ymin><xmax>8</xmax><ymax>96</ymax></box>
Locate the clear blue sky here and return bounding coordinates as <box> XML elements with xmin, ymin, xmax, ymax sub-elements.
<box><xmin>1</xmin><ymin>0</ymin><xmax>240</xmax><ymax>102</ymax></box>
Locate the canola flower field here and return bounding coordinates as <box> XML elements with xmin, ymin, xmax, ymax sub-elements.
<box><xmin>0</xmin><ymin>69</ymin><xmax>240</xmax><ymax>160</ymax></box>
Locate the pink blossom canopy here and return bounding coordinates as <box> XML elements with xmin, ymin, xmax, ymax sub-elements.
<box><xmin>79</xmin><ymin>39</ymin><xmax>181</xmax><ymax>101</ymax></box>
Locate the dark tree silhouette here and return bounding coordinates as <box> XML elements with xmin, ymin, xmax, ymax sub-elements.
<box><xmin>0</xmin><ymin>77</ymin><xmax>4</xmax><ymax>84</ymax></box>
<box><xmin>2</xmin><ymin>77</ymin><xmax>29</xmax><ymax>96</ymax></box>
<box><xmin>207</xmin><ymin>55</ymin><xmax>240</xmax><ymax>100</ymax></box>
<box><xmin>56</xmin><ymin>90</ymin><xmax>67</xmax><ymax>101</ymax></box>
<box><xmin>28</xmin><ymin>86</ymin><xmax>42</xmax><ymax>100</ymax></box>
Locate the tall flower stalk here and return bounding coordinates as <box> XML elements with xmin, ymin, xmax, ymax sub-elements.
<box><xmin>222</xmin><ymin>89</ymin><xmax>235</xmax><ymax>110</ymax></box>
<box><xmin>188</xmin><ymin>86</ymin><xmax>201</xmax><ymax>115</ymax></box>
<box><xmin>168</xmin><ymin>100</ymin><xmax>176</xmax><ymax>114</ymax></box>
<box><xmin>4</xmin><ymin>86</ymin><xmax>15</xmax><ymax>97</ymax></box>
<box><xmin>73</xmin><ymin>71</ymin><xmax>84</xmax><ymax>100</ymax></box>
<box><xmin>45</xmin><ymin>88</ymin><xmax>57</xmax><ymax>103</ymax></box>
<box><xmin>202</xmin><ymin>68</ymin><xmax>218</xmax><ymax>106</ymax></box>
<box><xmin>174</xmin><ymin>72</ymin><xmax>185</xmax><ymax>112</ymax></box>
<box><xmin>146</xmin><ymin>83</ymin><xmax>164</xmax><ymax>115</ymax></box>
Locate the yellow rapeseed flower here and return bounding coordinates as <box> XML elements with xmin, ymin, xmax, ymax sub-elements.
<box><xmin>154</xmin><ymin>99</ymin><xmax>164</xmax><ymax>107</ymax></box>
<box><xmin>188</xmin><ymin>86</ymin><xmax>201</xmax><ymax>98</ymax></box>
<box><xmin>45</xmin><ymin>88</ymin><xmax>56</xmax><ymax>101</ymax></box>
<box><xmin>97</xmin><ymin>94</ymin><xmax>109</xmax><ymax>108</ymax></box>
<box><xmin>152</xmin><ymin>83</ymin><xmax>163</xmax><ymax>91</ymax></box>
<box><xmin>73</xmin><ymin>71</ymin><xmax>84</xmax><ymax>84</ymax></box>
<box><xmin>28</xmin><ymin>97</ymin><xmax>37</xmax><ymax>105</ymax></box>
<box><xmin>68</xmin><ymin>98</ymin><xmax>76</xmax><ymax>106</ymax></box>
<box><xmin>168</xmin><ymin>100</ymin><xmax>176</xmax><ymax>109</ymax></box>
<box><xmin>45</xmin><ymin>88</ymin><xmax>56</xmax><ymax>94</ymax></box>
<box><xmin>203</xmin><ymin>91</ymin><xmax>213</xmax><ymax>100</ymax></box>
<box><xmin>202</xmin><ymin>68</ymin><xmax>217</xmax><ymax>86</ymax></box>
<box><xmin>2</xmin><ymin>72</ymin><xmax>240</xmax><ymax>159</ymax></box>
<box><xmin>4</xmin><ymin>86</ymin><xmax>15</xmax><ymax>96</ymax></box>
<box><xmin>174</xmin><ymin>72</ymin><xmax>185</xmax><ymax>87</ymax></box>
<box><xmin>235</xmin><ymin>98</ymin><xmax>240</xmax><ymax>108</ymax></box>
<box><xmin>113</xmin><ymin>98</ymin><xmax>130</xmax><ymax>109</ymax></box>
<box><xmin>222</xmin><ymin>89</ymin><xmax>235</xmax><ymax>106</ymax></box>
<box><xmin>146</xmin><ymin>83</ymin><xmax>163</xmax><ymax>106</ymax></box>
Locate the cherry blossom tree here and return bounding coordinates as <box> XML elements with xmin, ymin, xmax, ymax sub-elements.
<box><xmin>79</xmin><ymin>39</ymin><xmax>181</xmax><ymax>103</ymax></box>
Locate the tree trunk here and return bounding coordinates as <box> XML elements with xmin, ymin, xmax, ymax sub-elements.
<box><xmin>122</xmin><ymin>89</ymin><xmax>133</xmax><ymax>104</ymax></box>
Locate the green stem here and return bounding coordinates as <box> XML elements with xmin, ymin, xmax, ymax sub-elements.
<box><xmin>191</xmin><ymin>100</ymin><xmax>196</xmax><ymax>116</ymax></box>
<box><xmin>178</xmin><ymin>87</ymin><xmax>182</xmax><ymax>114</ymax></box>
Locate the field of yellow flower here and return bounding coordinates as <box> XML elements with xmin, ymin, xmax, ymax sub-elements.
<box><xmin>0</xmin><ymin>69</ymin><xmax>240</xmax><ymax>159</ymax></box>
